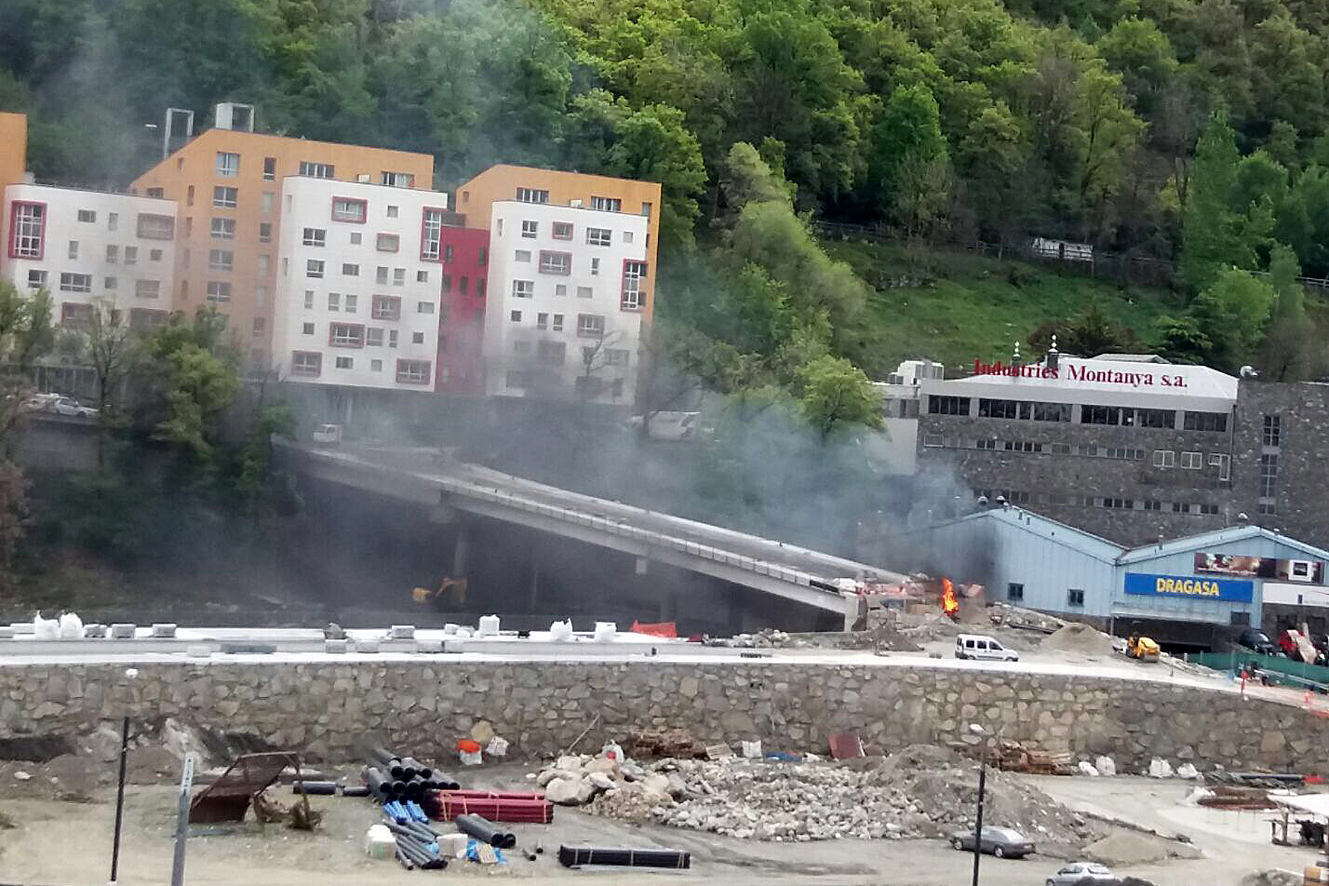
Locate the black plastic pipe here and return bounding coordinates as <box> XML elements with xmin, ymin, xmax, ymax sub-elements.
<box><xmin>401</xmin><ymin>757</ymin><xmax>432</xmax><ymax>780</ymax></box>
<box><xmin>291</xmin><ymin>781</ymin><xmax>337</xmax><ymax>795</ymax></box>
<box><xmin>558</xmin><ymin>845</ymin><xmax>690</xmax><ymax>869</ymax></box>
<box><xmin>388</xmin><ymin>758</ymin><xmax>408</xmax><ymax>779</ymax></box>
<box><xmin>364</xmin><ymin>767</ymin><xmax>393</xmax><ymax>797</ymax></box>
<box><xmin>341</xmin><ymin>785</ymin><xmax>371</xmax><ymax>798</ymax></box>
<box><xmin>431</xmin><ymin>772</ymin><xmax>461</xmax><ymax>790</ymax></box>
<box><xmin>367</xmin><ymin>745</ymin><xmax>396</xmax><ymax>766</ymax></box>
<box><xmin>395</xmin><ymin>848</ymin><xmax>415</xmax><ymax>870</ymax></box>
<box><xmin>457</xmin><ymin>813</ymin><xmax>516</xmax><ymax>849</ymax></box>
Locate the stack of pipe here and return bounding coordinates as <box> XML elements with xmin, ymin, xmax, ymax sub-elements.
<box><xmin>456</xmin><ymin>813</ymin><xmax>517</xmax><ymax>849</ymax></box>
<box><xmin>423</xmin><ymin>789</ymin><xmax>554</xmax><ymax>824</ymax></box>
<box><xmin>382</xmin><ymin>815</ymin><xmax>447</xmax><ymax>870</ymax></box>
<box><xmin>558</xmin><ymin>845</ymin><xmax>691</xmax><ymax>869</ymax></box>
<box><xmin>361</xmin><ymin>745</ymin><xmax>460</xmax><ymax>801</ymax></box>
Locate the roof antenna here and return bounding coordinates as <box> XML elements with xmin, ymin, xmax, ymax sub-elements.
<box><xmin>1047</xmin><ymin>334</ymin><xmax>1059</xmax><ymax>372</ymax></box>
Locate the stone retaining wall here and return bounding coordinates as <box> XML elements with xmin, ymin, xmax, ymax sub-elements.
<box><xmin>1</xmin><ymin>660</ymin><xmax>1323</xmax><ymax>773</ymax></box>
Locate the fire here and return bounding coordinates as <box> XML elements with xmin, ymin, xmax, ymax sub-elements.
<box><xmin>941</xmin><ymin>578</ymin><xmax>959</xmax><ymax>619</ymax></box>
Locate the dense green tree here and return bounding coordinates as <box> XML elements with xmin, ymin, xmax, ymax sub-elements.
<box><xmin>1190</xmin><ymin>268</ymin><xmax>1277</xmax><ymax>371</ymax></box>
<box><xmin>797</xmin><ymin>354</ymin><xmax>882</xmax><ymax>440</ymax></box>
<box><xmin>1179</xmin><ymin>109</ymin><xmax>1258</xmax><ymax>292</ymax></box>
<box><xmin>1258</xmin><ymin>244</ymin><xmax>1314</xmax><ymax>381</ymax></box>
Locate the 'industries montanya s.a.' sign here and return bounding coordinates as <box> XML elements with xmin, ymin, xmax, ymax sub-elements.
<box><xmin>1124</xmin><ymin>572</ymin><xmax>1254</xmax><ymax>603</ymax></box>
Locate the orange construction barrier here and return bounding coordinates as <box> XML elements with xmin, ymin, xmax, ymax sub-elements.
<box><xmin>631</xmin><ymin>620</ymin><xmax>678</xmax><ymax>638</ymax></box>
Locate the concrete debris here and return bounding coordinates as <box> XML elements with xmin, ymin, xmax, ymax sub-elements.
<box><xmin>988</xmin><ymin>603</ymin><xmax>1067</xmax><ymax>633</ymax></box>
<box><xmin>1176</xmin><ymin>763</ymin><xmax>1200</xmax><ymax>780</ymax></box>
<box><xmin>546</xmin><ymin>743</ymin><xmax>1098</xmax><ymax>847</ymax></box>
<box><xmin>1096</xmin><ymin>755</ymin><xmax>1117</xmax><ymax>777</ymax></box>
<box><xmin>707</xmin><ymin>629</ymin><xmax>805</xmax><ymax>649</ymax></box>
<box><xmin>626</xmin><ymin>729</ymin><xmax>706</xmax><ymax>759</ymax></box>
<box><xmin>1079</xmin><ymin>761</ymin><xmax>1100</xmax><ymax>777</ymax></box>
<box><xmin>1240</xmin><ymin>870</ymin><xmax>1303</xmax><ymax>886</ymax></box>
<box><xmin>1042</xmin><ymin>623</ymin><xmax>1115</xmax><ymax>656</ymax></box>
<box><xmin>13</xmin><ymin>770</ymin><xmax>30</xmax><ymax>781</ymax></box>
<box><xmin>1148</xmin><ymin>758</ymin><xmax>1174</xmax><ymax>779</ymax></box>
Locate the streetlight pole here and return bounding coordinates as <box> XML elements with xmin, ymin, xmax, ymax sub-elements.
<box><xmin>968</xmin><ymin>722</ymin><xmax>995</xmax><ymax>886</ymax></box>
<box><xmin>109</xmin><ymin>667</ymin><xmax>138</xmax><ymax>884</ymax></box>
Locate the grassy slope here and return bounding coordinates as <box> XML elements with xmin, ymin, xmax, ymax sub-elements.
<box><xmin>823</xmin><ymin>238</ymin><xmax>1189</xmax><ymax>377</ymax></box>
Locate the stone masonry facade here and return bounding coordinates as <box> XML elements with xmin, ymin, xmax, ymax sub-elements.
<box><xmin>916</xmin><ymin>412</ymin><xmax>1231</xmax><ymax>545</ymax></box>
<box><xmin>1232</xmin><ymin>381</ymin><xmax>1329</xmax><ymax>550</ymax></box>
<box><xmin>2</xmin><ymin>659</ymin><xmax>1325</xmax><ymax>775</ymax></box>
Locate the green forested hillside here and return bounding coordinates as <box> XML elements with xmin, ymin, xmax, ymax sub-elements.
<box><xmin>2</xmin><ymin>0</ymin><xmax>1328</xmax><ymax>401</ymax></box>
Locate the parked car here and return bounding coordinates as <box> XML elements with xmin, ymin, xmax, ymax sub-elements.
<box><xmin>955</xmin><ymin>634</ymin><xmax>1020</xmax><ymax>662</ymax></box>
<box><xmin>1046</xmin><ymin>862</ymin><xmax>1115</xmax><ymax>885</ymax></box>
<box><xmin>20</xmin><ymin>392</ymin><xmax>62</xmax><ymax>412</ymax></box>
<box><xmin>625</xmin><ymin>411</ymin><xmax>705</xmax><ymax>441</ymax></box>
<box><xmin>312</xmin><ymin>423</ymin><xmax>342</xmax><ymax>446</ymax></box>
<box><xmin>948</xmin><ymin>826</ymin><xmax>1034</xmax><ymax>858</ymax></box>
<box><xmin>1235</xmin><ymin>627</ymin><xmax>1276</xmax><ymax>655</ymax></box>
<box><xmin>51</xmin><ymin>397</ymin><xmax>98</xmax><ymax>418</ymax></box>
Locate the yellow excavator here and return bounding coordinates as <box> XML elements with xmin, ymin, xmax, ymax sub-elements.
<box><xmin>1126</xmin><ymin>634</ymin><xmax>1161</xmax><ymax>662</ymax></box>
<box><xmin>412</xmin><ymin>576</ymin><xmax>468</xmax><ymax>608</ymax></box>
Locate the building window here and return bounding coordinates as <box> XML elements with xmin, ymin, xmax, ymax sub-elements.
<box><xmin>332</xmin><ymin>197</ymin><xmax>367</xmax><ymax>223</ymax></box>
<box><xmin>212</xmin><ymin>218</ymin><xmax>237</xmax><ymax>240</ymax></box>
<box><xmin>538</xmin><ymin>340</ymin><xmax>565</xmax><ymax>366</ymax></box>
<box><xmin>515</xmin><ymin>250</ymin><xmax>531</xmax><ymax>263</ymax></box>
<box><xmin>77</xmin><ymin>209</ymin><xmax>95</xmax><ymax>223</ymax></box>
<box><xmin>513</xmin><ymin>280</ymin><xmax>534</xmax><ymax>299</ymax></box>
<box><xmin>300</xmin><ymin>161</ymin><xmax>334</xmax><ymax>178</ymax></box>
<box><xmin>1136</xmin><ymin>408</ymin><xmax>1173</xmax><ymax>428</ymax></box>
<box><xmin>621</xmin><ymin>260</ymin><xmax>647</xmax><ymax>310</ymax></box>
<box><xmin>552</xmin><ymin>221</ymin><xmax>573</xmax><ymax>240</ymax></box>
<box><xmin>623</xmin><ymin>231</ymin><xmax>635</xmax><ymax>244</ymax></box>
<box><xmin>107</xmin><ymin>212</ymin><xmax>118</xmax><ymax>231</ymax></box>
<box><xmin>328</xmin><ymin>293</ymin><xmax>341</xmax><ymax>311</ymax></box>
<box><xmin>516</xmin><ymin>187</ymin><xmax>549</xmax><ymax>204</ymax></box>
<box><xmin>342</xmin><ymin>263</ymin><xmax>360</xmax><ymax>277</ymax></box>
<box><xmin>27</xmin><ymin>270</ymin><xmax>46</xmax><ymax>290</ymax></box>
<box><xmin>396</xmin><ymin>359</ymin><xmax>431</xmax><ymax>384</ymax></box>
<box><xmin>1081</xmin><ymin>404</ymin><xmax>1128</xmax><ymax>425</ymax></box>
<box><xmin>477</xmin><ymin>278</ymin><xmax>486</xmax><ymax>297</ymax></box>
<box><xmin>209</xmin><ymin>249</ymin><xmax>233</xmax><ymax>271</ymax></box>
<box><xmin>60</xmin><ymin>303</ymin><xmax>94</xmax><ymax>328</ymax></box>
<box><xmin>366</xmin><ymin>327</ymin><xmax>384</xmax><ymax>347</ymax></box>
<box><xmin>387</xmin><ymin>205</ymin><xmax>399</xmax><ymax>218</ymax></box>
<box><xmin>510</xmin><ymin>310</ymin><xmax>522</xmax><ymax>322</ymax></box>
<box><xmin>213</xmin><ymin>186</ymin><xmax>238</xmax><ymax>208</ymax></box>
<box><xmin>577</xmin><ymin>313</ymin><xmax>605</xmax><ymax>337</ymax></box>
<box><xmin>304</xmin><ymin>290</ymin><xmax>315</xmax><ymax>309</ymax></box>
<box><xmin>1179</xmin><ymin>451</ymin><xmax>1202</xmax><ymax>470</ymax></box>
<box><xmin>1143</xmin><ymin>499</ymin><xmax>1162</xmax><ymax>511</ymax></box>
<box><xmin>303</xmin><ymin>228</ymin><xmax>326</xmax><ymax>247</ymax></box>
<box><xmin>129</xmin><ymin>308</ymin><xmax>166</xmax><ymax>331</ymax></box>
<box><xmin>540</xmin><ymin>251</ymin><xmax>572</xmax><ymax>275</ymax></box>
<box><xmin>9</xmin><ymin>202</ymin><xmax>45</xmax><ymax>258</ymax></box>
<box><xmin>380</xmin><ymin>171</ymin><xmax>415</xmax><ymax>188</ymax></box>
<box><xmin>307</xmin><ymin>259</ymin><xmax>325</xmax><ymax>278</ymax></box>
<box><xmin>124</xmin><ymin>246</ymin><xmax>137</xmax><ymax>265</ymax></box>
<box><xmin>252</xmin><ymin>317</ymin><xmax>266</xmax><ymax>336</ymax></box>
<box><xmin>521</xmin><ymin>220</ymin><xmax>538</xmax><ymax>238</ymax></box>
<box><xmin>1263</xmin><ymin>415</ymin><xmax>1282</xmax><ymax>447</ymax></box>
<box><xmin>59</xmin><ymin>273</ymin><xmax>92</xmax><ymax>293</ymax></box>
<box><xmin>291</xmin><ymin>351</ymin><xmax>321</xmax><ymax>377</ymax></box>
<box><xmin>478</xmin><ymin>247</ymin><xmax>487</xmax><ymax>266</ymax></box>
<box><xmin>135</xmin><ymin>279</ymin><xmax>161</xmax><ymax>299</ymax></box>
<box><xmin>605</xmin><ymin>348</ymin><xmax>629</xmax><ymax>366</ymax></box>
<box><xmin>104</xmin><ymin>276</ymin><xmax>118</xmax><ymax>290</ymax></box>
<box><xmin>1067</xmin><ymin>589</ymin><xmax>1085</xmax><ymax>608</ymax></box>
<box><xmin>922</xmin><ymin>433</ymin><xmax>944</xmax><ymax>447</ymax></box>
<box><xmin>458</xmin><ymin>276</ymin><xmax>469</xmax><ymax>295</ymax></box>
<box><xmin>928</xmin><ymin>395</ymin><xmax>970</xmax><ymax>416</ymax></box>
<box><xmin>441</xmin><ymin>273</ymin><xmax>451</xmax><ymax>292</ymax></box>
<box><xmin>641</xmin><ymin>201</ymin><xmax>652</xmax><ymax>217</ymax></box>
<box><xmin>417</xmin><ymin>270</ymin><xmax>428</xmax><ymax>283</ymax></box>
<box><xmin>1007</xmin><ymin>583</ymin><xmax>1024</xmax><ymax>602</ymax></box>
<box><xmin>263</xmin><ymin>157</ymin><xmax>276</xmax><ymax>180</ymax></box>
<box><xmin>1183</xmin><ymin>411</ymin><xmax>1228</xmax><ymax>432</ymax></box>
<box><xmin>444</xmin><ymin>244</ymin><xmax>454</xmax><ymax>263</ymax></box>
<box><xmin>421</xmin><ymin>208</ymin><xmax>443</xmax><ymax>259</ymax></box>
<box><xmin>335</xmin><ymin>355</ymin><xmax>353</xmax><ymax>369</ymax></box>
<box><xmin>536</xmin><ymin>312</ymin><xmax>548</xmax><ymax>330</ymax></box>
<box><xmin>187</xmin><ymin>185</ymin><xmax>195</xmax><ymax>206</ymax></box>
<box><xmin>417</xmin><ymin>301</ymin><xmax>435</xmax><ymax>314</ymax></box>
<box><xmin>301</xmin><ymin>321</ymin><xmax>315</xmax><ymax>335</ymax></box>
<box><xmin>206</xmin><ymin>281</ymin><xmax>231</xmax><ymax>303</ymax></box>
<box><xmin>329</xmin><ymin>322</ymin><xmax>365</xmax><ymax>347</ymax></box>
<box><xmin>586</xmin><ymin>227</ymin><xmax>611</xmax><ymax>247</ymax></box>
<box><xmin>149</xmin><ymin>248</ymin><xmax>163</xmax><ymax>262</ymax></box>
<box><xmin>258</xmin><ymin>221</ymin><xmax>272</xmax><ymax>244</ymax></box>
<box><xmin>1209</xmin><ymin>453</ymin><xmax>1231</xmax><ymax>481</ymax></box>
<box><xmin>106</xmin><ymin>244</ymin><xmax>119</xmax><ymax>263</ymax></box>
<box><xmin>591</xmin><ymin>196</ymin><xmax>622</xmax><ymax>212</ymax></box>
<box><xmin>411</xmin><ymin>331</ymin><xmax>425</xmax><ymax>344</ymax></box>
<box><xmin>147</xmin><ymin>187</ymin><xmax>164</xmax><ymax>199</ymax></box>
<box><xmin>216</xmin><ymin>151</ymin><xmax>240</xmax><ymax>177</ymax></box>
<box><xmin>371</xmin><ymin>295</ymin><xmax>401</xmax><ymax>321</ymax></box>
<box><xmin>393</xmin><ymin>268</ymin><xmax>405</xmax><ymax>286</ymax></box>
<box><xmin>370</xmin><ymin>358</ymin><xmax>382</xmax><ymax>372</ymax></box>
<box><xmin>550</xmin><ymin>313</ymin><xmax>564</xmax><ymax>332</ymax></box>
<box><xmin>68</xmin><ymin>240</ymin><xmax>78</xmax><ymax>259</ymax></box>
<box><xmin>343</xmin><ymin>294</ymin><xmax>357</xmax><ymax>313</ymax></box>
<box><xmin>377</xmin><ymin>233</ymin><xmax>399</xmax><ymax>253</ymax></box>
<box><xmin>1260</xmin><ymin>452</ymin><xmax>1280</xmax><ymax>498</ymax></box>
<box><xmin>1152</xmin><ymin>450</ymin><xmax>1175</xmax><ymax>468</ymax></box>
<box><xmin>377</xmin><ymin>266</ymin><xmax>390</xmax><ymax>285</ymax></box>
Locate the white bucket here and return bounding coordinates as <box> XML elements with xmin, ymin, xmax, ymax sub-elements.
<box><xmin>364</xmin><ymin>823</ymin><xmax>396</xmax><ymax>858</ymax></box>
<box><xmin>549</xmin><ymin>620</ymin><xmax>573</xmax><ymax>641</ymax></box>
<box><xmin>477</xmin><ymin>615</ymin><xmax>501</xmax><ymax>637</ymax></box>
<box><xmin>593</xmin><ymin>622</ymin><xmax>617</xmax><ymax>642</ymax></box>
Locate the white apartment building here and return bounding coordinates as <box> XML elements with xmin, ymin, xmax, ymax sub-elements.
<box><xmin>1</xmin><ymin>184</ymin><xmax>179</xmax><ymax>331</ymax></box>
<box><xmin>483</xmin><ymin>200</ymin><xmax>649</xmax><ymax>401</ymax></box>
<box><xmin>271</xmin><ymin>176</ymin><xmax>449</xmax><ymax>391</ymax></box>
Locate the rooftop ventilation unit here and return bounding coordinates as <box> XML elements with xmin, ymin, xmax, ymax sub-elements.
<box><xmin>215</xmin><ymin>102</ymin><xmax>254</xmax><ymax>132</ymax></box>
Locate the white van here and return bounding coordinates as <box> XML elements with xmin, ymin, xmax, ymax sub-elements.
<box><xmin>955</xmin><ymin>634</ymin><xmax>1019</xmax><ymax>662</ymax></box>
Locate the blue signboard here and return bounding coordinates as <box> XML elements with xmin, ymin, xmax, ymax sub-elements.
<box><xmin>1124</xmin><ymin>572</ymin><xmax>1254</xmax><ymax>603</ymax></box>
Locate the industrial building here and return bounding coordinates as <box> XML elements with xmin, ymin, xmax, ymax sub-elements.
<box><xmin>880</xmin><ymin>505</ymin><xmax>1329</xmax><ymax>649</ymax></box>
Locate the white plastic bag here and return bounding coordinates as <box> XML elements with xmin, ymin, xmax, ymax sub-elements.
<box><xmin>58</xmin><ymin>612</ymin><xmax>84</xmax><ymax>640</ymax></box>
<box><xmin>1077</xmin><ymin>761</ymin><xmax>1099</xmax><ymax>777</ymax></box>
<box><xmin>549</xmin><ymin>620</ymin><xmax>573</xmax><ymax>641</ymax></box>
<box><xmin>742</xmin><ymin>740</ymin><xmax>763</xmax><ymax>759</ymax></box>
<box><xmin>486</xmin><ymin>737</ymin><xmax>509</xmax><ymax>757</ymax></box>
<box><xmin>459</xmin><ymin>748</ymin><xmax>483</xmax><ymax>766</ymax></box>
<box><xmin>1095</xmin><ymin>755</ymin><xmax>1116</xmax><ymax>777</ymax></box>
<box><xmin>32</xmin><ymin>614</ymin><xmax>59</xmax><ymax>641</ymax></box>
<box><xmin>593</xmin><ymin>621</ymin><xmax>617</xmax><ymax>642</ymax></box>
<box><xmin>601</xmin><ymin>741</ymin><xmax>624</xmax><ymax>762</ymax></box>
<box><xmin>477</xmin><ymin>614</ymin><xmax>500</xmax><ymax>637</ymax></box>
<box><xmin>1176</xmin><ymin>763</ymin><xmax>1200</xmax><ymax>779</ymax></box>
<box><xmin>1148</xmin><ymin>758</ymin><xmax>1173</xmax><ymax>778</ymax></box>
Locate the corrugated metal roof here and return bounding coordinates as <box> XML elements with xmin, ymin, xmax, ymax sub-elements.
<box><xmin>900</xmin><ymin>507</ymin><xmax>1125</xmax><ymax>563</ymax></box>
<box><xmin>1118</xmin><ymin>524</ymin><xmax>1329</xmax><ymax>565</ymax></box>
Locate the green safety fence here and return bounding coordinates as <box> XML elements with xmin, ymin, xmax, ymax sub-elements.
<box><xmin>1188</xmin><ymin>650</ymin><xmax>1329</xmax><ymax>691</ymax></box>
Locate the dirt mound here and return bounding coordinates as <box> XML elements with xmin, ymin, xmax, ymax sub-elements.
<box><xmin>1083</xmin><ymin>831</ymin><xmax>1201</xmax><ymax>865</ymax></box>
<box><xmin>1042</xmin><ymin>622</ymin><xmax>1115</xmax><ymax>656</ymax></box>
<box><xmin>876</xmin><ymin>744</ymin><xmax>962</xmax><ymax>775</ymax></box>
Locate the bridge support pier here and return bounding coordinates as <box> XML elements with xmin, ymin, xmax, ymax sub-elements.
<box><xmin>528</xmin><ymin>553</ymin><xmax>541</xmax><ymax>612</ymax></box>
<box><xmin>452</xmin><ymin>524</ymin><xmax>470</xmax><ymax>579</ymax></box>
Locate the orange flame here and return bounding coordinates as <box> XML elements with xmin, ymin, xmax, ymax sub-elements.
<box><xmin>941</xmin><ymin>577</ymin><xmax>959</xmax><ymax>619</ymax></box>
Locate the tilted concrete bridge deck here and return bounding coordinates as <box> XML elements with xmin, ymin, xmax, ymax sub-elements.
<box><xmin>278</xmin><ymin>442</ymin><xmax>905</xmax><ymax>624</ymax></box>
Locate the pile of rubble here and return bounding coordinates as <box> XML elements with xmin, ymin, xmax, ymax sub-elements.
<box><xmin>705</xmin><ymin>629</ymin><xmax>806</xmax><ymax>649</ymax></box>
<box><xmin>531</xmin><ymin>743</ymin><xmax>1099</xmax><ymax>848</ymax></box>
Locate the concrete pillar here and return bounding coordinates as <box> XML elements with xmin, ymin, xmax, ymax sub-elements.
<box><xmin>528</xmin><ymin>550</ymin><xmax>540</xmax><ymax>612</ymax></box>
<box><xmin>452</xmin><ymin>523</ymin><xmax>470</xmax><ymax>578</ymax></box>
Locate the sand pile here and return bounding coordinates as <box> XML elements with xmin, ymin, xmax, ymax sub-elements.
<box><xmin>1042</xmin><ymin>622</ymin><xmax>1115</xmax><ymax>656</ymax></box>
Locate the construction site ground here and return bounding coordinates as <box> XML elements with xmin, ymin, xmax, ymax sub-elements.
<box><xmin>0</xmin><ymin>766</ymin><xmax>1316</xmax><ymax>886</ymax></box>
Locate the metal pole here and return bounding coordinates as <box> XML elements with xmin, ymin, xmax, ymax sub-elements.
<box><xmin>170</xmin><ymin>754</ymin><xmax>196</xmax><ymax>886</ymax></box>
<box><xmin>109</xmin><ymin>715</ymin><xmax>130</xmax><ymax>883</ymax></box>
<box><xmin>971</xmin><ymin>745</ymin><xmax>986</xmax><ymax>886</ymax></box>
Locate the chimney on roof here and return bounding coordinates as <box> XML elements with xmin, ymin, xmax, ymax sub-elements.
<box><xmin>1047</xmin><ymin>334</ymin><xmax>1060</xmax><ymax>372</ymax></box>
<box><xmin>215</xmin><ymin>103</ymin><xmax>254</xmax><ymax>132</ymax></box>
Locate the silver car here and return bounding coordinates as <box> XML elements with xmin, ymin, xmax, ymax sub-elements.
<box><xmin>948</xmin><ymin>826</ymin><xmax>1035</xmax><ymax>858</ymax></box>
<box><xmin>1046</xmin><ymin>862</ymin><xmax>1115</xmax><ymax>885</ymax></box>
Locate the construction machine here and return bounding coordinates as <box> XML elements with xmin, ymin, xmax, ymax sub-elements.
<box><xmin>412</xmin><ymin>576</ymin><xmax>468</xmax><ymax>608</ymax></box>
<box><xmin>1125</xmin><ymin>634</ymin><xmax>1160</xmax><ymax>662</ymax></box>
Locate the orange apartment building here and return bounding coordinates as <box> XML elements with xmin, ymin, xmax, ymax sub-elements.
<box><xmin>454</xmin><ymin>165</ymin><xmax>661</xmax><ymax>320</ymax></box>
<box><xmin>0</xmin><ymin>113</ymin><xmax>26</xmax><ymax>189</ymax></box>
<box><xmin>130</xmin><ymin>112</ymin><xmax>435</xmax><ymax>367</ymax></box>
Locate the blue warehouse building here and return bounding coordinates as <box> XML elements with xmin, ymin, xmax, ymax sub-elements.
<box><xmin>882</xmin><ymin>506</ymin><xmax>1329</xmax><ymax>649</ymax></box>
